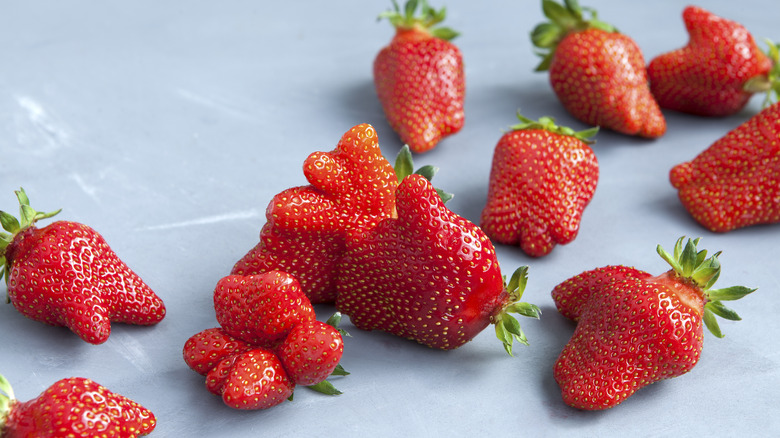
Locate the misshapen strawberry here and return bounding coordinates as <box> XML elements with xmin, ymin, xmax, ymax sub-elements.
<box><xmin>214</xmin><ymin>271</ymin><xmax>315</xmax><ymax>348</ymax></box>
<box><xmin>0</xmin><ymin>188</ymin><xmax>165</xmax><ymax>344</ymax></box>
<box><xmin>374</xmin><ymin>0</ymin><xmax>465</xmax><ymax>152</ymax></box>
<box><xmin>336</xmin><ymin>174</ymin><xmax>540</xmax><ymax>354</ymax></box>
<box><xmin>552</xmin><ymin>237</ymin><xmax>755</xmax><ymax>410</ymax></box>
<box><xmin>480</xmin><ymin>114</ymin><xmax>599</xmax><ymax>257</ymax></box>
<box><xmin>184</xmin><ymin>272</ymin><xmax>346</xmax><ymax>410</ymax></box>
<box><xmin>670</xmin><ymin>102</ymin><xmax>780</xmax><ymax>232</ymax></box>
<box><xmin>0</xmin><ymin>374</ymin><xmax>155</xmax><ymax>437</ymax></box>
<box><xmin>531</xmin><ymin>0</ymin><xmax>665</xmax><ymax>137</ymax></box>
<box><xmin>647</xmin><ymin>6</ymin><xmax>779</xmax><ymax>116</ymax></box>
<box><xmin>231</xmin><ymin>124</ymin><xmax>398</xmax><ymax>304</ymax></box>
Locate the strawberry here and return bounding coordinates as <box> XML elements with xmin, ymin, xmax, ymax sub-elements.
<box><xmin>531</xmin><ymin>0</ymin><xmax>665</xmax><ymax>137</ymax></box>
<box><xmin>276</xmin><ymin>316</ymin><xmax>345</xmax><ymax>387</ymax></box>
<box><xmin>0</xmin><ymin>374</ymin><xmax>156</xmax><ymax>437</ymax></box>
<box><xmin>183</xmin><ymin>327</ymin><xmax>254</xmax><ymax>376</ymax></box>
<box><xmin>219</xmin><ymin>349</ymin><xmax>295</xmax><ymax>410</ymax></box>
<box><xmin>231</xmin><ymin>123</ymin><xmax>398</xmax><ymax>304</ymax></box>
<box><xmin>647</xmin><ymin>6</ymin><xmax>779</xmax><ymax>117</ymax></box>
<box><xmin>480</xmin><ymin>114</ymin><xmax>599</xmax><ymax>257</ymax></box>
<box><xmin>213</xmin><ymin>271</ymin><xmax>315</xmax><ymax>348</ymax></box>
<box><xmin>670</xmin><ymin>101</ymin><xmax>780</xmax><ymax>232</ymax></box>
<box><xmin>336</xmin><ymin>174</ymin><xmax>540</xmax><ymax>354</ymax></box>
<box><xmin>552</xmin><ymin>237</ymin><xmax>755</xmax><ymax>410</ymax></box>
<box><xmin>373</xmin><ymin>0</ymin><xmax>465</xmax><ymax>153</ymax></box>
<box><xmin>0</xmin><ymin>188</ymin><xmax>166</xmax><ymax>344</ymax></box>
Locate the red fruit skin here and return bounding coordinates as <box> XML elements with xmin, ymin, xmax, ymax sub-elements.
<box><xmin>231</xmin><ymin>124</ymin><xmax>398</xmax><ymax>304</ymax></box>
<box><xmin>550</xmin><ymin>28</ymin><xmax>665</xmax><ymax>138</ymax></box>
<box><xmin>480</xmin><ymin>129</ymin><xmax>599</xmax><ymax>257</ymax></box>
<box><xmin>277</xmin><ymin>320</ymin><xmax>344</xmax><ymax>386</ymax></box>
<box><xmin>551</xmin><ymin>265</ymin><xmax>652</xmax><ymax>320</ymax></box>
<box><xmin>374</xmin><ymin>28</ymin><xmax>465</xmax><ymax>153</ymax></box>
<box><xmin>4</xmin><ymin>221</ymin><xmax>166</xmax><ymax>344</ymax></box>
<box><xmin>670</xmin><ymin>102</ymin><xmax>780</xmax><ymax>232</ymax></box>
<box><xmin>553</xmin><ymin>270</ymin><xmax>705</xmax><ymax>410</ymax></box>
<box><xmin>647</xmin><ymin>6</ymin><xmax>772</xmax><ymax>117</ymax></box>
<box><xmin>182</xmin><ymin>327</ymin><xmax>254</xmax><ymax>376</ymax></box>
<box><xmin>213</xmin><ymin>271</ymin><xmax>315</xmax><ymax>348</ymax></box>
<box><xmin>2</xmin><ymin>377</ymin><xmax>156</xmax><ymax>437</ymax></box>
<box><xmin>220</xmin><ymin>349</ymin><xmax>295</xmax><ymax>410</ymax></box>
<box><xmin>336</xmin><ymin>174</ymin><xmax>507</xmax><ymax>350</ymax></box>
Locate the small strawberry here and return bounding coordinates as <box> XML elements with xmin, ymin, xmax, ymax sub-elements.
<box><xmin>670</xmin><ymin>101</ymin><xmax>780</xmax><ymax>232</ymax></box>
<box><xmin>531</xmin><ymin>0</ymin><xmax>665</xmax><ymax>137</ymax></box>
<box><xmin>213</xmin><ymin>271</ymin><xmax>315</xmax><ymax>348</ymax></box>
<box><xmin>480</xmin><ymin>114</ymin><xmax>599</xmax><ymax>257</ymax></box>
<box><xmin>0</xmin><ymin>188</ymin><xmax>166</xmax><ymax>344</ymax></box>
<box><xmin>552</xmin><ymin>237</ymin><xmax>755</xmax><ymax>410</ymax></box>
<box><xmin>183</xmin><ymin>327</ymin><xmax>254</xmax><ymax>376</ymax></box>
<box><xmin>276</xmin><ymin>314</ymin><xmax>345</xmax><ymax>387</ymax></box>
<box><xmin>336</xmin><ymin>174</ymin><xmax>540</xmax><ymax>354</ymax></box>
<box><xmin>647</xmin><ymin>6</ymin><xmax>779</xmax><ymax>117</ymax></box>
<box><xmin>219</xmin><ymin>349</ymin><xmax>295</xmax><ymax>411</ymax></box>
<box><xmin>0</xmin><ymin>374</ymin><xmax>156</xmax><ymax>437</ymax></box>
<box><xmin>231</xmin><ymin>123</ymin><xmax>398</xmax><ymax>304</ymax></box>
<box><xmin>374</xmin><ymin>0</ymin><xmax>465</xmax><ymax>153</ymax></box>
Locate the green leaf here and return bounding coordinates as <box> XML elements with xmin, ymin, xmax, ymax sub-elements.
<box><xmin>326</xmin><ymin>312</ymin><xmax>342</xmax><ymax>328</ymax></box>
<box><xmin>432</xmin><ymin>27</ymin><xmax>459</xmax><ymax>41</ymax></box>
<box><xmin>707</xmin><ymin>286</ymin><xmax>756</xmax><ymax>302</ymax></box>
<box><xmin>435</xmin><ymin>188</ymin><xmax>454</xmax><ymax>204</ymax></box>
<box><xmin>495</xmin><ymin>322</ymin><xmax>513</xmax><ymax>356</ymax></box>
<box><xmin>702</xmin><ymin>307</ymin><xmax>724</xmax><ymax>338</ymax></box>
<box><xmin>394</xmin><ymin>145</ymin><xmax>414</xmax><ymax>183</ymax></box>
<box><xmin>306</xmin><ymin>380</ymin><xmax>343</xmax><ymax>396</ymax></box>
<box><xmin>531</xmin><ymin>23</ymin><xmax>562</xmax><ymax>49</ymax></box>
<box><xmin>706</xmin><ymin>301</ymin><xmax>742</xmax><ymax>321</ymax></box>
<box><xmin>330</xmin><ymin>364</ymin><xmax>350</xmax><ymax>377</ymax></box>
<box><xmin>0</xmin><ymin>211</ymin><xmax>20</xmax><ymax>234</ymax></box>
<box><xmin>414</xmin><ymin>165</ymin><xmax>438</xmax><ymax>181</ymax></box>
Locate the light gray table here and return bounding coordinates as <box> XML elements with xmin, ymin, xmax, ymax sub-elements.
<box><xmin>1</xmin><ymin>1</ymin><xmax>777</xmax><ymax>436</ymax></box>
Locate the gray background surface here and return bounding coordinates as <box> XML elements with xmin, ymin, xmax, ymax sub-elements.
<box><xmin>1</xmin><ymin>1</ymin><xmax>778</xmax><ymax>436</ymax></box>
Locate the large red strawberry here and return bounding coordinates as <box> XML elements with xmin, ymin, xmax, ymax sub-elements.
<box><xmin>480</xmin><ymin>114</ymin><xmax>599</xmax><ymax>257</ymax></box>
<box><xmin>647</xmin><ymin>6</ymin><xmax>779</xmax><ymax>117</ymax></box>
<box><xmin>670</xmin><ymin>101</ymin><xmax>780</xmax><ymax>232</ymax></box>
<box><xmin>0</xmin><ymin>374</ymin><xmax>156</xmax><ymax>437</ymax></box>
<box><xmin>374</xmin><ymin>0</ymin><xmax>465</xmax><ymax>153</ymax></box>
<box><xmin>531</xmin><ymin>0</ymin><xmax>665</xmax><ymax>137</ymax></box>
<box><xmin>213</xmin><ymin>271</ymin><xmax>315</xmax><ymax>348</ymax></box>
<box><xmin>552</xmin><ymin>237</ymin><xmax>755</xmax><ymax>410</ymax></box>
<box><xmin>231</xmin><ymin>123</ymin><xmax>398</xmax><ymax>304</ymax></box>
<box><xmin>0</xmin><ymin>188</ymin><xmax>166</xmax><ymax>344</ymax></box>
<box><xmin>336</xmin><ymin>174</ymin><xmax>540</xmax><ymax>354</ymax></box>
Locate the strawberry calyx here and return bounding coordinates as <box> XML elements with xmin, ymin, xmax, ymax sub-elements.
<box><xmin>0</xmin><ymin>373</ymin><xmax>15</xmax><ymax>431</ymax></box>
<box><xmin>656</xmin><ymin>237</ymin><xmax>756</xmax><ymax>338</ymax></box>
<box><xmin>491</xmin><ymin>266</ymin><xmax>542</xmax><ymax>356</ymax></box>
<box><xmin>379</xmin><ymin>0</ymin><xmax>459</xmax><ymax>41</ymax></box>
<box><xmin>743</xmin><ymin>39</ymin><xmax>780</xmax><ymax>107</ymax></box>
<box><xmin>531</xmin><ymin>0</ymin><xmax>616</xmax><ymax>71</ymax></box>
<box><xmin>0</xmin><ymin>188</ymin><xmax>62</xmax><ymax>286</ymax></box>
<box><xmin>509</xmin><ymin>112</ymin><xmax>599</xmax><ymax>144</ymax></box>
<box><xmin>394</xmin><ymin>145</ymin><xmax>453</xmax><ymax>203</ymax></box>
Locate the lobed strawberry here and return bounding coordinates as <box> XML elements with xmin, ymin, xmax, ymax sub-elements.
<box><xmin>213</xmin><ymin>271</ymin><xmax>315</xmax><ymax>348</ymax></box>
<box><xmin>670</xmin><ymin>101</ymin><xmax>780</xmax><ymax>232</ymax></box>
<box><xmin>552</xmin><ymin>237</ymin><xmax>755</xmax><ymax>410</ymax></box>
<box><xmin>647</xmin><ymin>6</ymin><xmax>779</xmax><ymax>116</ymax></box>
<box><xmin>231</xmin><ymin>123</ymin><xmax>398</xmax><ymax>304</ymax></box>
<box><xmin>0</xmin><ymin>374</ymin><xmax>155</xmax><ymax>437</ymax></box>
<box><xmin>480</xmin><ymin>114</ymin><xmax>599</xmax><ymax>257</ymax></box>
<box><xmin>0</xmin><ymin>188</ymin><xmax>165</xmax><ymax>344</ymax></box>
<box><xmin>336</xmin><ymin>174</ymin><xmax>540</xmax><ymax>354</ymax></box>
<box><xmin>531</xmin><ymin>0</ymin><xmax>665</xmax><ymax>137</ymax></box>
<box><xmin>374</xmin><ymin>0</ymin><xmax>465</xmax><ymax>153</ymax></box>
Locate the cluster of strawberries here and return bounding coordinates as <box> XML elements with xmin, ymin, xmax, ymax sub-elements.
<box><xmin>183</xmin><ymin>271</ymin><xmax>346</xmax><ymax>410</ymax></box>
<box><xmin>0</xmin><ymin>1</ymin><xmax>775</xmax><ymax>435</ymax></box>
